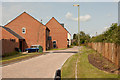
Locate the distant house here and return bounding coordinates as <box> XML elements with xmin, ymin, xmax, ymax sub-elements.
<box><xmin>46</xmin><ymin>17</ymin><xmax>71</xmax><ymax>49</ymax></box>
<box><xmin>67</xmin><ymin>32</ymin><xmax>71</xmax><ymax>47</ymax></box>
<box><xmin>4</xmin><ymin>12</ymin><xmax>50</xmax><ymax>52</ymax></box>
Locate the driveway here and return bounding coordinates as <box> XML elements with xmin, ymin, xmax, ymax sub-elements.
<box><xmin>2</xmin><ymin>46</ymin><xmax>78</xmax><ymax>78</ymax></box>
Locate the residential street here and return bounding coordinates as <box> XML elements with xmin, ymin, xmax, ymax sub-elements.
<box><xmin>2</xmin><ymin>46</ymin><xmax>78</xmax><ymax>78</ymax></box>
<box><xmin>1</xmin><ymin>2</ymin><xmax>119</xmax><ymax>79</ymax></box>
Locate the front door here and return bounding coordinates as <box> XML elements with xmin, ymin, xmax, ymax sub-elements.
<box><xmin>53</xmin><ymin>41</ymin><xmax>56</xmax><ymax>48</ymax></box>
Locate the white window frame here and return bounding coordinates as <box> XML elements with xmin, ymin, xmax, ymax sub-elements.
<box><xmin>22</xmin><ymin>27</ymin><xmax>26</xmax><ymax>34</ymax></box>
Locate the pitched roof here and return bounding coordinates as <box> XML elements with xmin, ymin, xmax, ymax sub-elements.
<box><xmin>46</xmin><ymin>17</ymin><xmax>71</xmax><ymax>35</ymax></box>
<box><xmin>5</xmin><ymin>11</ymin><xmax>46</xmax><ymax>29</ymax></box>
<box><xmin>1</xmin><ymin>26</ymin><xmax>24</xmax><ymax>39</ymax></box>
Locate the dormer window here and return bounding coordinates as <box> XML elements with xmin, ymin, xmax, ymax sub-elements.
<box><xmin>22</xmin><ymin>27</ymin><xmax>26</xmax><ymax>34</ymax></box>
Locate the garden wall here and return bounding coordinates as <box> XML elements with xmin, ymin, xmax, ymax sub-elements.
<box><xmin>2</xmin><ymin>39</ymin><xmax>19</xmax><ymax>56</ymax></box>
<box><xmin>88</xmin><ymin>42</ymin><xmax>120</xmax><ymax>67</ymax></box>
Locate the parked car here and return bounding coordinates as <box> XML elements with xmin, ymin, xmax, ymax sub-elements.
<box><xmin>25</xmin><ymin>45</ymin><xmax>43</xmax><ymax>53</ymax></box>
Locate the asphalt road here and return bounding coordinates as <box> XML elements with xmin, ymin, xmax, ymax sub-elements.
<box><xmin>2</xmin><ymin>46</ymin><xmax>78</xmax><ymax>78</ymax></box>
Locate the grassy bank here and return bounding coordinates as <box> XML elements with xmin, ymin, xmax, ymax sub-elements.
<box><xmin>61</xmin><ymin>46</ymin><xmax>119</xmax><ymax>78</ymax></box>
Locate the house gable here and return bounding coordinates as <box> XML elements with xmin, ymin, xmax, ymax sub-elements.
<box><xmin>46</xmin><ymin>17</ymin><xmax>68</xmax><ymax>48</ymax></box>
<box><xmin>5</xmin><ymin>12</ymin><xmax>46</xmax><ymax>29</ymax></box>
<box><xmin>46</xmin><ymin>17</ymin><xmax>68</xmax><ymax>33</ymax></box>
<box><xmin>4</xmin><ymin>12</ymin><xmax>47</xmax><ymax>51</ymax></box>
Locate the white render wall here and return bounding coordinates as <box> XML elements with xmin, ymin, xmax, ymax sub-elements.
<box><xmin>67</xmin><ymin>33</ymin><xmax>71</xmax><ymax>46</ymax></box>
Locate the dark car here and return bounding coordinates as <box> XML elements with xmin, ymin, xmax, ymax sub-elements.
<box><xmin>25</xmin><ymin>45</ymin><xmax>42</xmax><ymax>53</ymax></box>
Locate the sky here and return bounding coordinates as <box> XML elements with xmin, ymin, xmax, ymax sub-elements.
<box><xmin>1</xmin><ymin>0</ymin><xmax>119</xmax><ymax>38</ymax></box>
<box><xmin>119</xmin><ymin>2</ymin><xmax>120</xmax><ymax>24</ymax></box>
<box><xmin>1</xmin><ymin>0</ymin><xmax>120</xmax><ymax>2</ymax></box>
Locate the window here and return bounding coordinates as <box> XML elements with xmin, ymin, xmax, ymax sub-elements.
<box><xmin>53</xmin><ymin>41</ymin><xmax>56</xmax><ymax>43</ymax></box>
<box><xmin>22</xmin><ymin>27</ymin><xmax>26</xmax><ymax>34</ymax></box>
<box><xmin>48</xmin><ymin>36</ymin><xmax>51</xmax><ymax>40</ymax></box>
<box><xmin>53</xmin><ymin>41</ymin><xmax>56</xmax><ymax>48</ymax></box>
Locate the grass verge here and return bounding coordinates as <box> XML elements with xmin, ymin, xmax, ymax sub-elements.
<box><xmin>61</xmin><ymin>46</ymin><xmax>119</xmax><ymax>78</ymax></box>
<box><xmin>1</xmin><ymin>52</ymin><xmax>44</xmax><ymax>65</ymax></box>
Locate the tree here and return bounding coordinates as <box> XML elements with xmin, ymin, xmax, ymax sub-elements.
<box><xmin>73</xmin><ymin>34</ymin><xmax>77</xmax><ymax>39</ymax></box>
<box><xmin>72</xmin><ymin>31</ymin><xmax>91</xmax><ymax>45</ymax></box>
<box><xmin>90</xmin><ymin>23</ymin><xmax>120</xmax><ymax>45</ymax></box>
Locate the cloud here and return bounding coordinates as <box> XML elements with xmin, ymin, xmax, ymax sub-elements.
<box><xmin>104</xmin><ymin>26</ymin><xmax>109</xmax><ymax>31</ymax></box>
<box><xmin>97</xmin><ymin>26</ymin><xmax>109</xmax><ymax>35</ymax></box>
<box><xmin>65</xmin><ymin>12</ymin><xmax>91</xmax><ymax>22</ymax></box>
<box><xmin>65</xmin><ymin>12</ymin><xmax>72</xmax><ymax>18</ymax></box>
<box><xmin>113</xmin><ymin>0</ymin><xmax>120</xmax><ymax>2</ymax></box>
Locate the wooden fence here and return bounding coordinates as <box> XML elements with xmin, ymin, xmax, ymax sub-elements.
<box><xmin>88</xmin><ymin>42</ymin><xmax>120</xmax><ymax>67</ymax></box>
<box><xmin>2</xmin><ymin>39</ymin><xmax>19</xmax><ymax>56</ymax></box>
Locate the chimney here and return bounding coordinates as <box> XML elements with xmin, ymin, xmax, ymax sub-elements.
<box><xmin>41</xmin><ymin>19</ymin><xmax>42</xmax><ymax>24</ymax></box>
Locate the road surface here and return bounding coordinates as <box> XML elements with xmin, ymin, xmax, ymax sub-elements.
<box><xmin>2</xmin><ymin>46</ymin><xmax>78</xmax><ymax>78</ymax></box>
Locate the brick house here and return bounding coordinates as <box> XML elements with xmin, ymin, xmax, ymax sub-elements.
<box><xmin>1</xmin><ymin>12</ymin><xmax>71</xmax><ymax>55</ymax></box>
<box><xmin>1</xmin><ymin>26</ymin><xmax>24</xmax><ymax>55</ymax></box>
<box><xmin>4</xmin><ymin>12</ymin><xmax>50</xmax><ymax>52</ymax></box>
<box><xmin>46</xmin><ymin>17</ymin><xmax>71</xmax><ymax>49</ymax></box>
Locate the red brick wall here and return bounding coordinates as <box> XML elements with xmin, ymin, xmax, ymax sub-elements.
<box><xmin>2</xmin><ymin>28</ymin><xmax>19</xmax><ymax>41</ymax></box>
<box><xmin>5</xmin><ymin>12</ymin><xmax>46</xmax><ymax>51</ymax></box>
<box><xmin>2</xmin><ymin>39</ymin><xmax>19</xmax><ymax>56</ymax></box>
<box><xmin>46</xmin><ymin>17</ymin><xmax>68</xmax><ymax>49</ymax></box>
<box><xmin>2</xmin><ymin>28</ymin><xmax>19</xmax><ymax>55</ymax></box>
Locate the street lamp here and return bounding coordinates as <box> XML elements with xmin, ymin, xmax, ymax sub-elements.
<box><xmin>73</xmin><ymin>4</ymin><xmax>80</xmax><ymax>52</ymax></box>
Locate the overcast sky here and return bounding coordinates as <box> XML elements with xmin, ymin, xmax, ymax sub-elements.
<box><xmin>1</xmin><ymin>0</ymin><xmax>119</xmax><ymax>38</ymax></box>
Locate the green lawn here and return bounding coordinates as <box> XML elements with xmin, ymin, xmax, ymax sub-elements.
<box><xmin>1</xmin><ymin>52</ymin><xmax>43</xmax><ymax>63</ymax></box>
<box><xmin>61</xmin><ymin>46</ymin><xmax>119</xmax><ymax>78</ymax></box>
